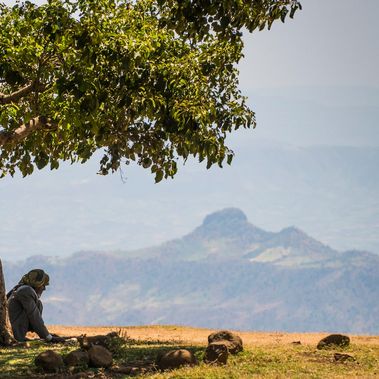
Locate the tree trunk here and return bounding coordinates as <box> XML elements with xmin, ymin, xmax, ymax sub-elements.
<box><xmin>0</xmin><ymin>259</ymin><xmax>15</xmax><ymax>346</ymax></box>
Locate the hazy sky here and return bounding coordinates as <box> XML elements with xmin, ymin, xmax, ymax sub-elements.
<box><xmin>237</xmin><ymin>0</ymin><xmax>379</xmax><ymax>146</ymax></box>
<box><xmin>240</xmin><ymin>0</ymin><xmax>379</xmax><ymax>89</ymax></box>
<box><xmin>1</xmin><ymin>0</ymin><xmax>378</xmax><ymax>260</ymax></box>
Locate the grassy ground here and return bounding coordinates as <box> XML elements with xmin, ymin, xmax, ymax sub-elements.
<box><xmin>0</xmin><ymin>326</ymin><xmax>378</xmax><ymax>378</ymax></box>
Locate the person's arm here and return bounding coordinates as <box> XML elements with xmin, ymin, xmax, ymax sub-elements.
<box><xmin>14</xmin><ymin>286</ymin><xmax>51</xmax><ymax>340</ymax></box>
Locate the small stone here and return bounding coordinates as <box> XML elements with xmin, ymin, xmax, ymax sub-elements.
<box><xmin>317</xmin><ymin>334</ymin><xmax>350</xmax><ymax>349</ymax></box>
<box><xmin>334</xmin><ymin>353</ymin><xmax>355</xmax><ymax>362</ymax></box>
<box><xmin>130</xmin><ymin>367</ymin><xmax>143</xmax><ymax>376</ymax></box>
<box><xmin>204</xmin><ymin>341</ymin><xmax>229</xmax><ymax>365</ymax></box>
<box><xmin>64</xmin><ymin>349</ymin><xmax>89</xmax><ymax>367</ymax></box>
<box><xmin>35</xmin><ymin>350</ymin><xmax>64</xmax><ymax>373</ymax></box>
<box><xmin>111</xmin><ymin>365</ymin><xmax>133</xmax><ymax>374</ymax></box>
<box><xmin>291</xmin><ymin>341</ymin><xmax>301</xmax><ymax>345</ymax></box>
<box><xmin>88</xmin><ymin>345</ymin><xmax>113</xmax><ymax>368</ymax></box>
<box><xmin>208</xmin><ymin>330</ymin><xmax>243</xmax><ymax>354</ymax></box>
<box><xmin>156</xmin><ymin>349</ymin><xmax>197</xmax><ymax>370</ymax></box>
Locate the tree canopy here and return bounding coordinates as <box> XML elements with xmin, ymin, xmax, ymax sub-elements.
<box><xmin>0</xmin><ymin>0</ymin><xmax>301</xmax><ymax>182</ymax></box>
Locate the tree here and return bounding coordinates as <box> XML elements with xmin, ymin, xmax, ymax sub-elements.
<box><xmin>0</xmin><ymin>261</ymin><xmax>15</xmax><ymax>346</ymax></box>
<box><xmin>0</xmin><ymin>0</ymin><xmax>300</xmax><ymax>345</ymax></box>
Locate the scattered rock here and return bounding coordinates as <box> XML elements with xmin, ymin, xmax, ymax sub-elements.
<box><xmin>317</xmin><ymin>334</ymin><xmax>350</xmax><ymax>349</ymax></box>
<box><xmin>334</xmin><ymin>353</ymin><xmax>355</xmax><ymax>362</ymax></box>
<box><xmin>204</xmin><ymin>341</ymin><xmax>229</xmax><ymax>365</ymax></box>
<box><xmin>35</xmin><ymin>350</ymin><xmax>64</xmax><ymax>373</ymax></box>
<box><xmin>88</xmin><ymin>345</ymin><xmax>113</xmax><ymax>368</ymax></box>
<box><xmin>156</xmin><ymin>349</ymin><xmax>197</xmax><ymax>370</ymax></box>
<box><xmin>111</xmin><ymin>365</ymin><xmax>135</xmax><ymax>374</ymax></box>
<box><xmin>208</xmin><ymin>330</ymin><xmax>243</xmax><ymax>354</ymax></box>
<box><xmin>291</xmin><ymin>341</ymin><xmax>301</xmax><ymax>345</ymax></box>
<box><xmin>78</xmin><ymin>332</ymin><xmax>120</xmax><ymax>350</ymax></box>
<box><xmin>111</xmin><ymin>365</ymin><xmax>145</xmax><ymax>376</ymax></box>
<box><xmin>64</xmin><ymin>349</ymin><xmax>89</xmax><ymax>367</ymax></box>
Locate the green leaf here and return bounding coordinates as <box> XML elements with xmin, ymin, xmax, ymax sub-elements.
<box><xmin>155</xmin><ymin>169</ymin><xmax>164</xmax><ymax>183</ymax></box>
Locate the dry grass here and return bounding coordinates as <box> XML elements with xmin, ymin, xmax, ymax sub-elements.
<box><xmin>49</xmin><ymin>324</ymin><xmax>379</xmax><ymax>347</ymax></box>
<box><xmin>0</xmin><ymin>325</ymin><xmax>377</xmax><ymax>378</ymax></box>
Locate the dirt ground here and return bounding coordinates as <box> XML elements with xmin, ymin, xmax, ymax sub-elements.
<box><xmin>47</xmin><ymin>325</ymin><xmax>379</xmax><ymax>347</ymax></box>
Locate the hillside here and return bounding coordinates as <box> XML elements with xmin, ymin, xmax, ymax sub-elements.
<box><xmin>4</xmin><ymin>208</ymin><xmax>379</xmax><ymax>334</ymax></box>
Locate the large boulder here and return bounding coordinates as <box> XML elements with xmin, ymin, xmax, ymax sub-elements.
<box><xmin>156</xmin><ymin>349</ymin><xmax>197</xmax><ymax>370</ymax></box>
<box><xmin>88</xmin><ymin>345</ymin><xmax>113</xmax><ymax>368</ymax></box>
<box><xmin>35</xmin><ymin>350</ymin><xmax>64</xmax><ymax>373</ymax></box>
<box><xmin>317</xmin><ymin>334</ymin><xmax>350</xmax><ymax>350</ymax></box>
<box><xmin>64</xmin><ymin>349</ymin><xmax>90</xmax><ymax>367</ymax></box>
<box><xmin>208</xmin><ymin>330</ymin><xmax>243</xmax><ymax>354</ymax></box>
<box><xmin>204</xmin><ymin>341</ymin><xmax>229</xmax><ymax>365</ymax></box>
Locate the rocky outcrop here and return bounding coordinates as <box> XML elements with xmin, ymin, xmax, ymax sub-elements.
<box><xmin>204</xmin><ymin>330</ymin><xmax>243</xmax><ymax>366</ymax></box>
<box><xmin>88</xmin><ymin>345</ymin><xmax>113</xmax><ymax>368</ymax></box>
<box><xmin>156</xmin><ymin>349</ymin><xmax>197</xmax><ymax>370</ymax></box>
<box><xmin>317</xmin><ymin>334</ymin><xmax>350</xmax><ymax>349</ymax></box>
<box><xmin>64</xmin><ymin>349</ymin><xmax>90</xmax><ymax>367</ymax></box>
<box><xmin>204</xmin><ymin>341</ymin><xmax>229</xmax><ymax>365</ymax></box>
<box><xmin>35</xmin><ymin>350</ymin><xmax>64</xmax><ymax>373</ymax></box>
<box><xmin>208</xmin><ymin>330</ymin><xmax>243</xmax><ymax>354</ymax></box>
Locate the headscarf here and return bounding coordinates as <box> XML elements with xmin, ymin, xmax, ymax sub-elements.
<box><xmin>7</xmin><ymin>269</ymin><xmax>49</xmax><ymax>299</ymax></box>
<box><xmin>19</xmin><ymin>269</ymin><xmax>50</xmax><ymax>288</ymax></box>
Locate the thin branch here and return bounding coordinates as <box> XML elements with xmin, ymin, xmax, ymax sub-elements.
<box><xmin>0</xmin><ymin>82</ymin><xmax>38</xmax><ymax>105</ymax></box>
<box><xmin>0</xmin><ymin>116</ymin><xmax>57</xmax><ymax>147</ymax></box>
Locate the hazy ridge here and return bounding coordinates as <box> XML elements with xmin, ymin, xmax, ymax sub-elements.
<box><xmin>1</xmin><ymin>145</ymin><xmax>379</xmax><ymax>260</ymax></box>
<box><xmin>4</xmin><ymin>208</ymin><xmax>379</xmax><ymax>334</ymax></box>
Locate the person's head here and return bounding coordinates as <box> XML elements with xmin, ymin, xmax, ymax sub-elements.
<box><xmin>19</xmin><ymin>269</ymin><xmax>49</xmax><ymax>296</ymax></box>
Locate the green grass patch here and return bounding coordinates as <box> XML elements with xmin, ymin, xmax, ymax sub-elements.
<box><xmin>0</xmin><ymin>338</ymin><xmax>378</xmax><ymax>378</ymax></box>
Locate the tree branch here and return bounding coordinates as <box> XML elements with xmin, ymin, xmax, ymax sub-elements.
<box><xmin>0</xmin><ymin>116</ymin><xmax>57</xmax><ymax>147</ymax></box>
<box><xmin>0</xmin><ymin>82</ymin><xmax>38</xmax><ymax>105</ymax></box>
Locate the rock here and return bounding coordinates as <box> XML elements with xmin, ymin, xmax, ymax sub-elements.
<box><xmin>111</xmin><ymin>365</ymin><xmax>134</xmax><ymax>374</ymax></box>
<box><xmin>156</xmin><ymin>349</ymin><xmax>197</xmax><ymax>370</ymax></box>
<box><xmin>204</xmin><ymin>341</ymin><xmax>229</xmax><ymax>365</ymax></box>
<box><xmin>88</xmin><ymin>345</ymin><xmax>113</xmax><ymax>368</ymax></box>
<box><xmin>35</xmin><ymin>350</ymin><xmax>64</xmax><ymax>373</ymax></box>
<box><xmin>317</xmin><ymin>334</ymin><xmax>350</xmax><ymax>349</ymax></box>
<box><xmin>113</xmin><ymin>366</ymin><xmax>143</xmax><ymax>376</ymax></box>
<box><xmin>78</xmin><ymin>332</ymin><xmax>120</xmax><ymax>350</ymax></box>
<box><xmin>291</xmin><ymin>341</ymin><xmax>301</xmax><ymax>345</ymax></box>
<box><xmin>111</xmin><ymin>365</ymin><xmax>150</xmax><ymax>376</ymax></box>
<box><xmin>334</xmin><ymin>353</ymin><xmax>355</xmax><ymax>362</ymax></box>
<box><xmin>64</xmin><ymin>349</ymin><xmax>89</xmax><ymax>367</ymax></box>
<box><xmin>208</xmin><ymin>330</ymin><xmax>243</xmax><ymax>354</ymax></box>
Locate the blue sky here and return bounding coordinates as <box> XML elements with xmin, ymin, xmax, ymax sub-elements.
<box><xmin>1</xmin><ymin>0</ymin><xmax>378</xmax><ymax>260</ymax></box>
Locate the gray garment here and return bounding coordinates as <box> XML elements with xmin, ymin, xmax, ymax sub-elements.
<box><xmin>7</xmin><ymin>285</ymin><xmax>50</xmax><ymax>341</ymax></box>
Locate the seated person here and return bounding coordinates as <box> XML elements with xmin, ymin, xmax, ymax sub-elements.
<box><xmin>7</xmin><ymin>269</ymin><xmax>64</xmax><ymax>343</ymax></box>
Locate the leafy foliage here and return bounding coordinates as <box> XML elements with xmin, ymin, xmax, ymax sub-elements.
<box><xmin>0</xmin><ymin>0</ymin><xmax>300</xmax><ymax>181</ymax></box>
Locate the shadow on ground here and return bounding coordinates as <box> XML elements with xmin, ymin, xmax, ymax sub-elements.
<box><xmin>0</xmin><ymin>338</ymin><xmax>205</xmax><ymax>378</ymax></box>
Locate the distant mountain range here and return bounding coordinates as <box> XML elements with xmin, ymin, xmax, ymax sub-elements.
<box><xmin>2</xmin><ymin>145</ymin><xmax>379</xmax><ymax>261</ymax></box>
<box><xmin>4</xmin><ymin>208</ymin><xmax>379</xmax><ymax>334</ymax></box>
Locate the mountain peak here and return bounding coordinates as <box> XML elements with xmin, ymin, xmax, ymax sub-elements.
<box><xmin>279</xmin><ymin>226</ymin><xmax>307</xmax><ymax>238</ymax></box>
<box><xmin>202</xmin><ymin>208</ymin><xmax>248</xmax><ymax>226</ymax></box>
